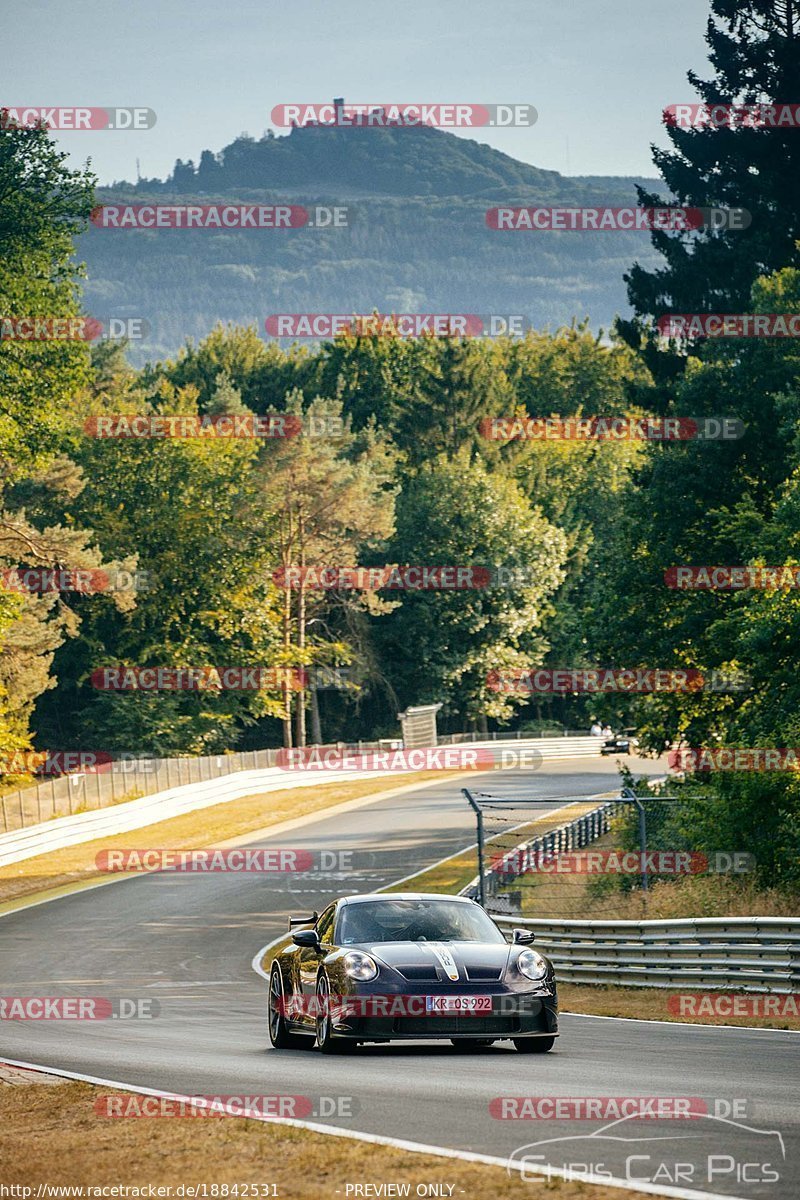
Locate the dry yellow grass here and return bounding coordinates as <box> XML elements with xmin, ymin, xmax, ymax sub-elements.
<box><xmin>0</xmin><ymin>1079</ymin><xmax>655</xmax><ymax>1200</ymax></box>
<box><xmin>513</xmin><ymin>837</ymin><xmax>800</xmax><ymax>922</ymax></box>
<box><xmin>559</xmin><ymin>982</ymin><xmax>800</xmax><ymax>1030</ymax></box>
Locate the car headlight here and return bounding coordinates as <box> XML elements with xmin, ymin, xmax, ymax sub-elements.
<box><xmin>516</xmin><ymin>948</ymin><xmax>548</xmax><ymax>982</ymax></box>
<box><xmin>343</xmin><ymin>950</ymin><xmax>379</xmax><ymax>981</ymax></box>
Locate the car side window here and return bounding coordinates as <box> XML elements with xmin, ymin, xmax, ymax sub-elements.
<box><xmin>316</xmin><ymin>905</ymin><xmax>336</xmax><ymax>945</ymax></box>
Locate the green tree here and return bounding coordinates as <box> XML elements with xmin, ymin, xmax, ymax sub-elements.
<box><xmin>0</xmin><ymin>115</ymin><xmax>132</xmax><ymax>757</ymax></box>
<box><xmin>376</xmin><ymin>452</ymin><xmax>568</xmax><ymax>729</ymax></box>
<box><xmin>253</xmin><ymin>392</ymin><xmax>396</xmax><ymax>747</ymax></box>
<box><xmin>621</xmin><ymin>0</ymin><xmax>800</xmax><ymax>381</ymax></box>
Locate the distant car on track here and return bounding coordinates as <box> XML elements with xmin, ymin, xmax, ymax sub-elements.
<box><xmin>600</xmin><ymin>729</ymin><xmax>639</xmax><ymax>755</ymax></box>
<box><xmin>268</xmin><ymin>892</ymin><xmax>558</xmax><ymax>1054</ymax></box>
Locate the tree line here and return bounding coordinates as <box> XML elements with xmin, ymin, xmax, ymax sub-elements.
<box><xmin>2</xmin><ymin>0</ymin><xmax>799</xmax><ymax>891</ymax></box>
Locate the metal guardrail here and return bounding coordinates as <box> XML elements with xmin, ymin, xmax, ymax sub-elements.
<box><xmin>0</xmin><ymin>736</ymin><xmax>603</xmax><ymax>836</ymax></box>
<box><xmin>440</xmin><ymin>729</ymin><xmax>593</xmax><ymax>743</ymax></box>
<box><xmin>492</xmin><ymin>914</ymin><xmax>800</xmax><ymax>994</ymax></box>
<box><xmin>0</xmin><ymin>736</ymin><xmax>604</xmax><ymax>865</ymax></box>
<box><xmin>459</xmin><ymin>796</ymin><xmax>800</xmax><ymax>994</ymax></box>
<box><xmin>0</xmin><ymin>760</ymin><xmax>419</xmax><ymax>868</ymax></box>
<box><xmin>0</xmin><ymin>740</ymin><xmax>399</xmax><ymax>835</ymax></box>
<box><xmin>0</xmin><ymin>749</ymin><xmax>280</xmax><ymax>834</ymax></box>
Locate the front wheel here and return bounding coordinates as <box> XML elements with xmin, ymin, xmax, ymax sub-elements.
<box><xmin>514</xmin><ymin>1036</ymin><xmax>556</xmax><ymax>1053</ymax></box>
<box><xmin>315</xmin><ymin>973</ymin><xmax>355</xmax><ymax>1054</ymax></box>
<box><xmin>268</xmin><ymin>964</ymin><xmax>307</xmax><ymax>1049</ymax></box>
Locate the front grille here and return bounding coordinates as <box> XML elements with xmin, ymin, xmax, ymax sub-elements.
<box><xmin>393</xmin><ymin>1016</ymin><xmax>519</xmax><ymax>1036</ymax></box>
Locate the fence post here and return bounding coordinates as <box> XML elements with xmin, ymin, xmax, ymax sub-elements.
<box><xmin>621</xmin><ymin>787</ymin><xmax>648</xmax><ymax>892</ymax></box>
<box><xmin>462</xmin><ymin>789</ymin><xmax>486</xmax><ymax>908</ymax></box>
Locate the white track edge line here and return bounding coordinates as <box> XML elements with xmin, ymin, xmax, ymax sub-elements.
<box><xmin>561</xmin><ymin>1011</ymin><xmax>800</xmax><ymax>1033</ymax></box>
<box><xmin>0</xmin><ymin>1056</ymin><xmax>747</xmax><ymax>1200</ymax></box>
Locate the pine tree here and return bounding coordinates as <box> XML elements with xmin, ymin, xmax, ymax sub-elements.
<box><xmin>621</xmin><ymin>0</ymin><xmax>800</xmax><ymax>379</ymax></box>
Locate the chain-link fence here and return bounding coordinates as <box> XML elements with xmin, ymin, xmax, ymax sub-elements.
<box><xmin>0</xmin><ymin>741</ymin><xmax>392</xmax><ymax>834</ymax></box>
<box><xmin>460</xmin><ymin>788</ymin><xmax>741</xmax><ymax>920</ymax></box>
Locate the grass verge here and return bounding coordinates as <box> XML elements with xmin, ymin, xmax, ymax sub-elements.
<box><xmin>0</xmin><ymin>1076</ymin><xmax>655</xmax><ymax>1200</ymax></box>
<box><xmin>510</xmin><ymin>832</ymin><xmax>800</xmax><ymax>921</ymax></box>
<box><xmin>559</xmin><ymin>982</ymin><xmax>800</xmax><ymax>1030</ymax></box>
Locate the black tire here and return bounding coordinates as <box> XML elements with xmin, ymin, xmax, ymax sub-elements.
<box><xmin>450</xmin><ymin>1039</ymin><xmax>495</xmax><ymax>1050</ymax></box>
<box><xmin>268</xmin><ymin>964</ymin><xmax>307</xmax><ymax>1049</ymax></box>
<box><xmin>514</xmin><ymin>1036</ymin><xmax>556</xmax><ymax>1053</ymax></box>
<box><xmin>315</xmin><ymin>972</ymin><xmax>355</xmax><ymax>1054</ymax></box>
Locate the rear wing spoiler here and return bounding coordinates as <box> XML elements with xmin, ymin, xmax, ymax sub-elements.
<box><xmin>288</xmin><ymin>912</ymin><xmax>318</xmax><ymax>930</ymax></box>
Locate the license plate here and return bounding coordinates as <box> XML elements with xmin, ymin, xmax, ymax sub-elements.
<box><xmin>424</xmin><ymin>995</ymin><xmax>492</xmax><ymax>1014</ymax></box>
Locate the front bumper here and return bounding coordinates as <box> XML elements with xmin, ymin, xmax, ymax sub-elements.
<box><xmin>329</xmin><ymin>989</ymin><xmax>558</xmax><ymax>1041</ymax></box>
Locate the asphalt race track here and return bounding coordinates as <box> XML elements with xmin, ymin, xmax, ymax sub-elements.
<box><xmin>0</xmin><ymin>757</ymin><xmax>796</xmax><ymax>1200</ymax></box>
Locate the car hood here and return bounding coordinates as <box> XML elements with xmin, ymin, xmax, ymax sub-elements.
<box><xmin>358</xmin><ymin>940</ymin><xmax>512</xmax><ymax>982</ymax></box>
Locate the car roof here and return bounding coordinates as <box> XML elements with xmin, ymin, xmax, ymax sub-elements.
<box><xmin>338</xmin><ymin>892</ymin><xmax>476</xmax><ymax>905</ymax></box>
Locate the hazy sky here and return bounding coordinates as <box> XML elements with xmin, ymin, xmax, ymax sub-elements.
<box><xmin>6</xmin><ymin>0</ymin><xmax>712</xmax><ymax>184</ymax></box>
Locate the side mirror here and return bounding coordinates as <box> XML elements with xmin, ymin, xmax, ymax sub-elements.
<box><xmin>513</xmin><ymin>928</ymin><xmax>534</xmax><ymax>945</ymax></box>
<box><xmin>292</xmin><ymin>928</ymin><xmax>320</xmax><ymax>948</ymax></box>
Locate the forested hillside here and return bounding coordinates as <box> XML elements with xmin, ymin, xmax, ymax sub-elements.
<box><xmin>81</xmin><ymin>121</ymin><xmax>663</xmax><ymax>363</ymax></box>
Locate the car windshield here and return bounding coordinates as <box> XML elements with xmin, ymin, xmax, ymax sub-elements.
<box><xmin>337</xmin><ymin>899</ymin><xmax>506</xmax><ymax>945</ymax></box>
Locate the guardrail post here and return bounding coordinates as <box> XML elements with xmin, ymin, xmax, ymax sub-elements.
<box><xmin>462</xmin><ymin>789</ymin><xmax>486</xmax><ymax>909</ymax></box>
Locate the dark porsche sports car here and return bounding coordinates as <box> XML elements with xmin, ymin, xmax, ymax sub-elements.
<box><xmin>268</xmin><ymin>892</ymin><xmax>558</xmax><ymax>1054</ymax></box>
